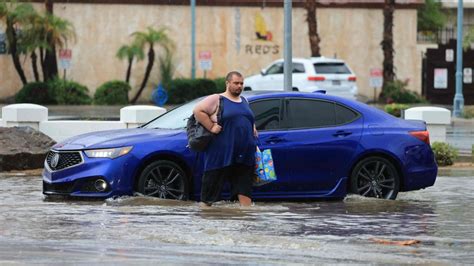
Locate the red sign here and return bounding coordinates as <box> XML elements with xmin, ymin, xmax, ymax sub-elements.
<box><xmin>59</xmin><ymin>49</ymin><xmax>72</xmax><ymax>59</ymax></box>
<box><xmin>370</xmin><ymin>68</ymin><xmax>383</xmax><ymax>77</ymax></box>
<box><xmin>199</xmin><ymin>51</ymin><xmax>211</xmax><ymax>60</ymax></box>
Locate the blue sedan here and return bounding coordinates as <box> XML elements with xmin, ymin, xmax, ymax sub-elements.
<box><xmin>42</xmin><ymin>91</ymin><xmax>437</xmax><ymax>200</ymax></box>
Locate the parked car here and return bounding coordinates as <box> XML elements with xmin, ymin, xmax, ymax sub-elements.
<box><xmin>43</xmin><ymin>91</ymin><xmax>437</xmax><ymax>200</ymax></box>
<box><xmin>244</xmin><ymin>57</ymin><xmax>358</xmax><ymax>100</ymax></box>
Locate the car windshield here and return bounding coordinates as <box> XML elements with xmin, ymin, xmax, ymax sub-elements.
<box><xmin>313</xmin><ymin>63</ymin><xmax>351</xmax><ymax>74</ymax></box>
<box><xmin>142</xmin><ymin>98</ymin><xmax>201</xmax><ymax>129</ymax></box>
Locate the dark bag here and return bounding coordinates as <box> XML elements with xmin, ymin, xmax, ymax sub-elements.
<box><xmin>186</xmin><ymin>96</ymin><xmax>223</xmax><ymax>152</ymax></box>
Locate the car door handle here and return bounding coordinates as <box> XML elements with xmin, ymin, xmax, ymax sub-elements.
<box><xmin>333</xmin><ymin>130</ymin><xmax>352</xmax><ymax>137</ymax></box>
<box><xmin>265</xmin><ymin>137</ymin><xmax>284</xmax><ymax>144</ymax></box>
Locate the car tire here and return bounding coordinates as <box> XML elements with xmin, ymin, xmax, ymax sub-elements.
<box><xmin>244</xmin><ymin>87</ymin><xmax>252</xmax><ymax>91</ymax></box>
<box><xmin>137</xmin><ymin>160</ymin><xmax>189</xmax><ymax>200</ymax></box>
<box><xmin>350</xmin><ymin>156</ymin><xmax>400</xmax><ymax>200</ymax></box>
<box><xmin>292</xmin><ymin>87</ymin><xmax>299</xmax><ymax>91</ymax></box>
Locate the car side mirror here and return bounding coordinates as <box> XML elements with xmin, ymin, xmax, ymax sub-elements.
<box><xmin>260</xmin><ymin>69</ymin><xmax>267</xmax><ymax>76</ymax></box>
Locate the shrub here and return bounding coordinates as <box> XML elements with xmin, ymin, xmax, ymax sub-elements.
<box><xmin>94</xmin><ymin>80</ymin><xmax>131</xmax><ymax>105</ymax></box>
<box><xmin>383</xmin><ymin>79</ymin><xmax>426</xmax><ymax>104</ymax></box>
<box><xmin>431</xmin><ymin>142</ymin><xmax>458</xmax><ymax>166</ymax></box>
<box><xmin>15</xmin><ymin>82</ymin><xmax>56</xmax><ymax>104</ymax></box>
<box><xmin>214</xmin><ymin>77</ymin><xmax>226</xmax><ymax>93</ymax></box>
<box><xmin>49</xmin><ymin>78</ymin><xmax>92</xmax><ymax>105</ymax></box>
<box><xmin>167</xmin><ymin>78</ymin><xmax>218</xmax><ymax>104</ymax></box>
<box><xmin>384</xmin><ymin>103</ymin><xmax>409</xmax><ymax>117</ymax></box>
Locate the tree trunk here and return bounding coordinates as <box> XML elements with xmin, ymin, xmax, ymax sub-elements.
<box><xmin>125</xmin><ymin>56</ymin><xmax>134</xmax><ymax>84</ymax></box>
<box><xmin>44</xmin><ymin>0</ymin><xmax>58</xmax><ymax>81</ymax></box>
<box><xmin>305</xmin><ymin>0</ymin><xmax>321</xmax><ymax>57</ymax></box>
<box><xmin>31</xmin><ymin>51</ymin><xmax>40</xmax><ymax>82</ymax></box>
<box><xmin>131</xmin><ymin>45</ymin><xmax>155</xmax><ymax>104</ymax></box>
<box><xmin>6</xmin><ymin>18</ymin><xmax>28</xmax><ymax>85</ymax></box>
<box><xmin>381</xmin><ymin>0</ymin><xmax>396</xmax><ymax>93</ymax></box>
<box><xmin>45</xmin><ymin>0</ymin><xmax>53</xmax><ymax>14</ymax></box>
<box><xmin>40</xmin><ymin>48</ymin><xmax>47</xmax><ymax>81</ymax></box>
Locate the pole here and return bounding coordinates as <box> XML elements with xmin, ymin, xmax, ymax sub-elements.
<box><xmin>453</xmin><ymin>0</ymin><xmax>464</xmax><ymax>117</ymax></box>
<box><xmin>191</xmin><ymin>0</ymin><xmax>196</xmax><ymax>79</ymax></box>
<box><xmin>283</xmin><ymin>0</ymin><xmax>292</xmax><ymax>91</ymax></box>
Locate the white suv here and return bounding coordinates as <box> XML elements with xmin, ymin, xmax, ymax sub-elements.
<box><xmin>244</xmin><ymin>57</ymin><xmax>358</xmax><ymax>100</ymax></box>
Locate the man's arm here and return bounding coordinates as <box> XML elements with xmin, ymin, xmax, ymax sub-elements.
<box><xmin>193</xmin><ymin>94</ymin><xmax>222</xmax><ymax>134</ymax></box>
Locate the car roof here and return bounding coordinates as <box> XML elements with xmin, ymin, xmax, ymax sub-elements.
<box><xmin>272</xmin><ymin>56</ymin><xmax>346</xmax><ymax>64</ymax></box>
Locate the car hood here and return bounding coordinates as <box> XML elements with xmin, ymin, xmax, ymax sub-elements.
<box><xmin>52</xmin><ymin>128</ymin><xmax>183</xmax><ymax>150</ymax></box>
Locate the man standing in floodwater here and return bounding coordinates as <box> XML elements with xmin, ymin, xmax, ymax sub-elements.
<box><xmin>193</xmin><ymin>71</ymin><xmax>257</xmax><ymax>207</ymax></box>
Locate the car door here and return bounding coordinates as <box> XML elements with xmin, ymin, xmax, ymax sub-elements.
<box><xmin>249</xmin><ymin>98</ymin><xmax>291</xmax><ymax>197</ymax></box>
<box><xmin>258</xmin><ymin>62</ymin><xmax>284</xmax><ymax>90</ymax></box>
<box><xmin>283</xmin><ymin>97</ymin><xmax>363</xmax><ymax>195</ymax></box>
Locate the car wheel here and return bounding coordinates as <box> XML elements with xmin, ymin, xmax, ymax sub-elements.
<box><xmin>350</xmin><ymin>156</ymin><xmax>400</xmax><ymax>199</ymax></box>
<box><xmin>244</xmin><ymin>87</ymin><xmax>252</xmax><ymax>91</ymax></box>
<box><xmin>292</xmin><ymin>87</ymin><xmax>299</xmax><ymax>91</ymax></box>
<box><xmin>137</xmin><ymin>160</ymin><xmax>189</xmax><ymax>200</ymax></box>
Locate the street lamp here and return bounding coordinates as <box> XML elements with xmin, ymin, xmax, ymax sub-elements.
<box><xmin>191</xmin><ymin>0</ymin><xmax>196</xmax><ymax>79</ymax></box>
<box><xmin>453</xmin><ymin>0</ymin><xmax>464</xmax><ymax>117</ymax></box>
<box><xmin>283</xmin><ymin>0</ymin><xmax>292</xmax><ymax>91</ymax></box>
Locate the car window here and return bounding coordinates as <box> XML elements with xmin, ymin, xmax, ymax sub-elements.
<box><xmin>293</xmin><ymin>63</ymin><xmax>305</xmax><ymax>73</ymax></box>
<box><xmin>266</xmin><ymin>63</ymin><xmax>283</xmax><ymax>75</ymax></box>
<box><xmin>313</xmin><ymin>63</ymin><xmax>351</xmax><ymax>74</ymax></box>
<box><xmin>287</xmin><ymin>99</ymin><xmax>336</xmax><ymax>128</ymax></box>
<box><xmin>335</xmin><ymin>103</ymin><xmax>359</xmax><ymax>124</ymax></box>
<box><xmin>143</xmin><ymin>98</ymin><xmax>200</xmax><ymax>129</ymax></box>
<box><xmin>250</xmin><ymin>99</ymin><xmax>282</xmax><ymax>131</ymax></box>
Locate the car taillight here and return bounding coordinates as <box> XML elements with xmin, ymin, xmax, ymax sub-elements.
<box><xmin>409</xmin><ymin>130</ymin><xmax>430</xmax><ymax>145</ymax></box>
<box><xmin>308</xmin><ymin>76</ymin><xmax>325</xmax><ymax>81</ymax></box>
<box><xmin>348</xmin><ymin>76</ymin><xmax>357</xmax><ymax>82</ymax></box>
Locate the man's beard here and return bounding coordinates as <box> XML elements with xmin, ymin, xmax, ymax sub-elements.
<box><xmin>230</xmin><ymin>88</ymin><xmax>242</xmax><ymax>96</ymax></box>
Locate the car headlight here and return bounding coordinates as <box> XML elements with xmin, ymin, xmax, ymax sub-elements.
<box><xmin>84</xmin><ymin>146</ymin><xmax>133</xmax><ymax>159</ymax></box>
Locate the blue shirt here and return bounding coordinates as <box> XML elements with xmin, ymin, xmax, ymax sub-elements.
<box><xmin>203</xmin><ymin>96</ymin><xmax>256</xmax><ymax>171</ymax></box>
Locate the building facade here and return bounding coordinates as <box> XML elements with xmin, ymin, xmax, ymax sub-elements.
<box><xmin>0</xmin><ymin>0</ymin><xmax>423</xmax><ymax>102</ymax></box>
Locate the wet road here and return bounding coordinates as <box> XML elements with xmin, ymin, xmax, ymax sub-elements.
<box><xmin>0</xmin><ymin>172</ymin><xmax>473</xmax><ymax>264</ymax></box>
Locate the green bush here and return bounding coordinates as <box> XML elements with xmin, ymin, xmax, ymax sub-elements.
<box><xmin>94</xmin><ymin>80</ymin><xmax>131</xmax><ymax>105</ymax></box>
<box><xmin>431</xmin><ymin>142</ymin><xmax>458</xmax><ymax>166</ymax></box>
<box><xmin>384</xmin><ymin>103</ymin><xmax>409</xmax><ymax>117</ymax></box>
<box><xmin>167</xmin><ymin>78</ymin><xmax>218</xmax><ymax>104</ymax></box>
<box><xmin>49</xmin><ymin>78</ymin><xmax>92</xmax><ymax>105</ymax></box>
<box><xmin>383</xmin><ymin>80</ymin><xmax>426</xmax><ymax>104</ymax></box>
<box><xmin>15</xmin><ymin>82</ymin><xmax>56</xmax><ymax>104</ymax></box>
<box><xmin>214</xmin><ymin>77</ymin><xmax>226</xmax><ymax>93</ymax></box>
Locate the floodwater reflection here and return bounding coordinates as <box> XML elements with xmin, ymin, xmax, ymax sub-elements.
<box><xmin>0</xmin><ymin>174</ymin><xmax>473</xmax><ymax>264</ymax></box>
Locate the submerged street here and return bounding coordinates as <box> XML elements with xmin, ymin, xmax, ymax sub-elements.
<box><xmin>0</xmin><ymin>169</ymin><xmax>473</xmax><ymax>264</ymax></box>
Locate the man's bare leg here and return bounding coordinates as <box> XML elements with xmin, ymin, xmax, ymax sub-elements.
<box><xmin>238</xmin><ymin>194</ymin><xmax>252</xmax><ymax>207</ymax></box>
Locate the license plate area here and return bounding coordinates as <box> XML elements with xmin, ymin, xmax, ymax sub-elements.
<box><xmin>332</xmin><ymin>80</ymin><xmax>341</xmax><ymax>86</ymax></box>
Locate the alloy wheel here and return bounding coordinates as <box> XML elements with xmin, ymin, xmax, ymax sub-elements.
<box><xmin>350</xmin><ymin>157</ymin><xmax>400</xmax><ymax>199</ymax></box>
<box><xmin>138</xmin><ymin>161</ymin><xmax>188</xmax><ymax>200</ymax></box>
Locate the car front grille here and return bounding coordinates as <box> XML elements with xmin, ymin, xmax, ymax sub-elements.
<box><xmin>43</xmin><ymin>181</ymin><xmax>75</xmax><ymax>194</ymax></box>
<box><xmin>46</xmin><ymin>150</ymin><xmax>83</xmax><ymax>171</ymax></box>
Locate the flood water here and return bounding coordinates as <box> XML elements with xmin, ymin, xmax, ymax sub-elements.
<box><xmin>0</xmin><ymin>172</ymin><xmax>473</xmax><ymax>264</ymax></box>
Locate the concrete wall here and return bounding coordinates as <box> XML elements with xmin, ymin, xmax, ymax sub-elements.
<box><xmin>0</xmin><ymin>4</ymin><xmax>421</xmax><ymax>101</ymax></box>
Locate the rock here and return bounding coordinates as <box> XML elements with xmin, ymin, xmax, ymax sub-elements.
<box><xmin>0</xmin><ymin>127</ymin><xmax>56</xmax><ymax>172</ymax></box>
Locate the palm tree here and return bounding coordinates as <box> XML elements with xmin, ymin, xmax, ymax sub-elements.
<box><xmin>40</xmin><ymin>13</ymin><xmax>75</xmax><ymax>81</ymax></box>
<box><xmin>130</xmin><ymin>27</ymin><xmax>173</xmax><ymax>104</ymax></box>
<box><xmin>305</xmin><ymin>0</ymin><xmax>321</xmax><ymax>57</ymax></box>
<box><xmin>21</xmin><ymin>12</ymin><xmax>49</xmax><ymax>81</ymax></box>
<box><xmin>0</xmin><ymin>1</ymin><xmax>36</xmax><ymax>85</ymax></box>
<box><xmin>381</xmin><ymin>0</ymin><xmax>396</xmax><ymax>97</ymax></box>
<box><xmin>116</xmin><ymin>42</ymin><xmax>144</xmax><ymax>84</ymax></box>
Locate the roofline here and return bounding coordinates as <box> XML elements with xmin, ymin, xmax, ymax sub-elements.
<box><xmin>30</xmin><ymin>0</ymin><xmax>424</xmax><ymax>9</ymax></box>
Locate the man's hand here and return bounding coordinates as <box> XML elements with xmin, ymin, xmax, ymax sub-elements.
<box><xmin>210</xmin><ymin>123</ymin><xmax>222</xmax><ymax>134</ymax></box>
<box><xmin>253</xmin><ymin>124</ymin><xmax>258</xmax><ymax>137</ymax></box>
